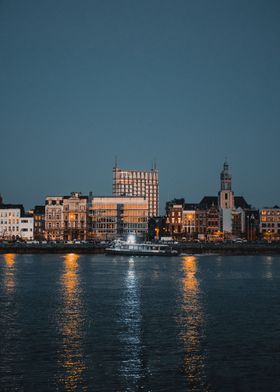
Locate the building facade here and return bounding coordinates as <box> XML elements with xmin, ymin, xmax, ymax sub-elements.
<box><xmin>165</xmin><ymin>199</ymin><xmax>184</xmax><ymax>239</ymax></box>
<box><xmin>33</xmin><ymin>205</ymin><xmax>45</xmax><ymax>241</ymax></box>
<box><xmin>0</xmin><ymin>204</ymin><xmax>34</xmax><ymax>240</ymax></box>
<box><xmin>45</xmin><ymin>193</ymin><xmax>89</xmax><ymax>241</ymax></box>
<box><xmin>259</xmin><ymin>206</ymin><xmax>280</xmax><ymax>241</ymax></box>
<box><xmin>0</xmin><ymin>205</ymin><xmax>23</xmax><ymax>239</ymax></box>
<box><xmin>20</xmin><ymin>216</ymin><xmax>34</xmax><ymax>240</ymax></box>
<box><xmin>89</xmin><ymin>196</ymin><xmax>148</xmax><ymax>240</ymax></box>
<box><xmin>62</xmin><ymin>192</ymin><xmax>88</xmax><ymax>240</ymax></box>
<box><xmin>182</xmin><ymin>210</ymin><xmax>196</xmax><ymax>239</ymax></box>
<box><xmin>164</xmin><ymin>162</ymin><xmax>253</xmax><ymax>241</ymax></box>
<box><xmin>112</xmin><ymin>164</ymin><xmax>159</xmax><ymax>217</ymax></box>
<box><xmin>148</xmin><ymin>216</ymin><xmax>167</xmax><ymax>240</ymax></box>
<box><xmin>45</xmin><ymin>197</ymin><xmax>64</xmax><ymax>240</ymax></box>
<box><xmin>244</xmin><ymin>209</ymin><xmax>259</xmax><ymax>241</ymax></box>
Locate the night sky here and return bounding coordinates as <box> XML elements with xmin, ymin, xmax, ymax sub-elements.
<box><xmin>1</xmin><ymin>0</ymin><xmax>279</xmax><ymax>212</ymax></box>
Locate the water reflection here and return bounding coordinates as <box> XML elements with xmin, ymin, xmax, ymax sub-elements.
<box><xmin>264</xmin><ymin>256</ymin><xmax>273</xmax><ymax>280</ymax></box>
<box><xmin>1</xmin><ymin>253</ymin><xmax>20</xmax><ymax>390</ymax></box>
<box><xmin>3</xmin><ymin>253</ymin><xmax>16</xmax><ymax>294</ymax></box>
<box><xmin>180</xmin><ymin>256</ymin><xmax>208</xmax><ymax>391</ymax></box>
<box><xmin>58</xmin><ymin>253</ymin><xmax>87</xmax><ymax>391</ymax></box>
<box><xmin>119</xmin><ymin>257</ymin><xmax>143</xmax><ymax>387</ymax></box>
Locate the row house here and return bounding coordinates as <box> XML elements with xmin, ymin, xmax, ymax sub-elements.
<box><xmin>165</xmin><ymin>199</ymin><xmax>184</xmax><ymax>239</ymax></box>
<box><xmin>45</xmin><ymin>197</ymin><xmax>64</xmax><ymax>240</ymax></box>
<box><xmin>259</xmin><ymin>206</ymin><xmax>280</xmax><ymax>241</ymax></box>
<box><xmin>0</xmin><ymin>204</ymin><xmax>34</xmax><ymax>240</ymax></box>
<box><xmin>182</xmin><ymin>209</ymin><xmax>196</xmax><ymax>239</ymax></box>
<box><xmin>63</xmin><ymin>193</ymin><xmax>88</xmax><ymax>240</ymax></box>
<box><xmin>33</xmin><ymin>205</ymin><xmax>45</xmax><ymax>241</ymax></box>
<box><xmin>165</xmin><ymin>198</ymin><xmax>220</xmax><ymax>240</ymax></box>
<box><xmin>45</xmin><ymin>193</ymin><xmax>89</xmax><ymax>241</ymax></box>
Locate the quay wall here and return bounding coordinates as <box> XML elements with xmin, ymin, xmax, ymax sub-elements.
<box><xmin>0</xmin><ymin>243</ymin><xmax>280</xmax><ymax>255</ymax></box>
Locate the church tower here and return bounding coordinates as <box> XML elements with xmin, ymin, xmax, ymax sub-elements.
<box><xmin>219</xmin><ymin>161</ymin><xmax>234</xmax><ymax>209</ymax></box>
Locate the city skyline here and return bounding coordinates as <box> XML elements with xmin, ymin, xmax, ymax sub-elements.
<box><xmin>1</xmin><ymin>1</ymin><xmax>280</xmax><ymax>210</ymax></box>
<box><xmin>0</xmin><ymin>159</ymin><xmax>279</xmax><ymax>212</ymax></box>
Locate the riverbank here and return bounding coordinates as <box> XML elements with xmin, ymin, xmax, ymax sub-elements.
<box><xmin>1</xmin><ymin>242</ymin><xmax>280</xmax><ymax>255</ymax></box>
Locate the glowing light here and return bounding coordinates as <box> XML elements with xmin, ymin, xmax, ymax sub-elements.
<box><xmin>3</xmin><ymin>253</ymin><xmax>16</xmax><ymax>294</ymax></box>
<box><xmin>4</xmin><ymin>253</ymin><xmax>16</xmax><ymax>268</ymax></box>
<box><xmin>69</xmin><ymin>213</ymin><xmax>75</xmax><ymax>222</ymax></box>
<box><xmin>127</xmin><ymin>234</ymin><xmax>136</xmax><ymax>244</ymax></box>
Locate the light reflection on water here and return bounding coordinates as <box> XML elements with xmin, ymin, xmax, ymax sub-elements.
<box><xmin>119</xmin><ymin>257</ymin><xmax>143</xmax><ymax>387</ymax></box>
<box><xmin>1</xmin><ymin>253</ymin><xmax>20</xmax><ymax>390</ymax></box>
<box><xmin>180</xmin><ymin>255</ymin><xmax>209</xmax><ymax>391</ymax></box>
<box><xmin>1</xmin><ymin>254</ymin><xmax>280</xmax><ymax>390</ymax></box>
<box><xmin>3</xmin><ymin>253</ymin><xmax>16</xmax><ymax>294</ymax></box>
<box><xmin>57</xmin><ymin>253</ymin><xmax>87</xmax><ymax>391</ymax></box>
<box><xmin>264</xmin><ymin>256</ymin><xmax>273</xmax><ymax>280</ymax></box>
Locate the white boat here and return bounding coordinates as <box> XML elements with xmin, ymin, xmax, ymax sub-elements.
<box><xmin>105</xmin><ymin>239</ymin><xmax>179</xmax><ymax>256</ymax></box>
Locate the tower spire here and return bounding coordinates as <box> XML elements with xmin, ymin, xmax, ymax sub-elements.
<box><xmin>221</xmin><ymin>160</ymin><xmax>231</xmax><ymax>191</ymax></box>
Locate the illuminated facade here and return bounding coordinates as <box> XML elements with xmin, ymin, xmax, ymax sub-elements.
<box><xmin>165</xmin><ymin>199</ymin><xmax>220</xmax><ymax>240</ymax></box>
<box><xmin>45</xmin><ymin>193</ymin><xmax>88</xmax><ymax>241</ymax></box>
<box><xmin>63</xmin><ymin>192</ymin><xmax>88</xmax><ymax>240</ymax></box>
<box><xmin>33</xmin><ymin>205</ymin><xmax>45</xmax><ymax>241</ymax></box>
<box><xmin>165</xmin><ymin>199</ymin><xmax>184</xmax><ymax>238</ymax></box>
<box><xmin>182</xmin><ymin>210</ymin><xmax>196</xmax><ymax>239</ymax></box>
<box><xmin>0</xmin><ymin>204</ymin><xmax>34</xmax><ymax>240</ymax></box>
<box><xmin>45</xmin><ymin>197</ymin><xmax>64</xmax><ymax>240</ymax></box>
<box><xmin>20</xmin><ymin>216</ymin><xmax>34</xmax><ymax>240</ymax></box>
<box><xmin>112</xmin><ymin>165</ymin><xmax>159</xmax><ymax>217</ymax></box>
<box><xmin>0</xmin><ymin>205</ymin><xmax>22</xmax><ymax>239</ymax></box>
<box><xmin>259</xmin><ymin>207</ymin><xmax>280</xmax><ymax>241</ymax></box>
<box><xmin>89</xmin><ymin>196</ymin><xmax>148</xmax><ymax>240</ymax></box>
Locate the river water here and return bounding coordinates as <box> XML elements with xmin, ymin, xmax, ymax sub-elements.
<box><xmin>0</xmin><ymin>254</ymin><xmax>280</xmax><ymax>391</ymax></box>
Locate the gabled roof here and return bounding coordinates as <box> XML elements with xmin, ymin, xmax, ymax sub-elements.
<box><xmin>34</xmin><ymin>205</ymin><xmax>45</xmax><ymax>214</ymax></box>
<box><xmin>234</xmin><ymin>196</ymin><xmax>251</xmax><ymax>209</ymax></box>
<box><xmin>166</xmin><ymin>198</ymin><xmax>185</xmax><ymax>209</ymax></box>
<box><xmin>199</xmin><ymin>196</ymin><xmax>218</xmax><ymax>209</ymax></box>
<box><xmin>184</xmin><ymin>203</ymin><xmax>199</xmax><ymax>210</ymax></box>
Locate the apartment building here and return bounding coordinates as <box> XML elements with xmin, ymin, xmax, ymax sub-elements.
<box><xmin>63</xmin><ymin>192</ymin><xmax>88</xmax><ymax>240</ymax></box>
<box><xmin>33</xmin><ymin>205</ymin><xmax>45</xmax><ymax>241</ymax></box>
<box><xmin>0</xmin><ymin>204</ymin><xmax>34</xmax><ymax>240</ymax></box>
<box><xmin>45</xmin><ymin>193</ymin><xmax>89</xmax><ymax>241</ymax></box>
<box><xmin>45</xmin><ymin>197</ymin><xmax>64</xmax><ymax>240</ymax></box>
<box><xmin>113</xmin><ymin>164</ymin><xmax>159</xmax><ymax>217</ymax></box>
<box><xmin>259</xmin><ymin>206</ymin><xmax>280</xmax><ymax>241</ymax></box>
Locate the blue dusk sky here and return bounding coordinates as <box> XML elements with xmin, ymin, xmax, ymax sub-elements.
<box><xmin>1</xmin><ymin>0</ymin><xmax>279</xmax><ymax>212</ymax></box>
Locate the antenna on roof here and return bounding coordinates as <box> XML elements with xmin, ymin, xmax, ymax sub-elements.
<box><xmin>114</xmin><ymin>155</ymin><xmax>118</xmax><ymax>168</ymax></box>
